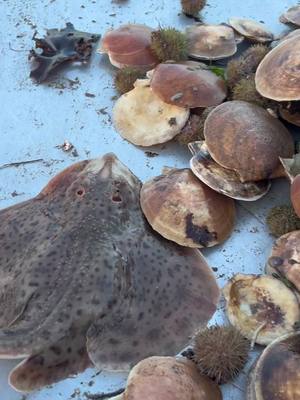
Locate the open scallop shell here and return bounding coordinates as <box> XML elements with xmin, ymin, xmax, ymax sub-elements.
<box><xmin>280</xmin><ymin>5</ymin><xmax>300</xmax><ymax>27</ymax></box>
<box><xmin>247</xmin><ymin>332</ymin><xmax>300</xmax><ymax>400</ymax></box>
<box><xmin>266</xmin><ymin>230</ymin><xmax>300</xmax><ymax>294</ymax></box>
<box><xmin>113</xmin><ymin>79</ymin><xmax>190</xmax><ymax>146</ymax></box>
<box><xmin>223</xmin><ymin>273</ymin><xmax>300</xmax><ymax>345</ymax></box>
<box><xmin>186</xmin><ymin>24</ymin><xmax>237</xmax><ymax>60</ymax></box>
<box><xmin>149</xmin><ymin>61</ymin><xmax>227</xmax><ymax>108</ymax></box>
<box><xmin>255</xmin><ymin>35</ymin><xmax>300</xmax><ymax>101</ymax></box>
<box><xmin>228</xmin><ymin>18</ymin><xmax>274</xmax><ymax>43</ymax></box>
<box><xmin>280</xmin><ymin>154</ymin><xmax>300</xmax><ymax>218</ymax></box>
<box><xmin>189</xmin><ymin>141</ymin><xmax>271</xmax><ymax>201</ymax></box>
<box><xmin>140</xmin><ymin>168</ymin><xmax>235</xmax><ymax>248</ymax></box>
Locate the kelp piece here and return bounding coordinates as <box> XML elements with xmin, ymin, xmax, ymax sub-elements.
<box><xmin>29</xmin><ymin>23</ymin><xmax>100</xmax><ymax>82</ymax></box>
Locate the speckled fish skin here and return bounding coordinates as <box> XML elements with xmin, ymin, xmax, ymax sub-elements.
<box><xmin>0</xmin><ymin>153</ymin><xmax>219</xmax><ymax>391</ymax></box>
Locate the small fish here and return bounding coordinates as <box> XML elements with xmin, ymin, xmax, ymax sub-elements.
<box><xmin>0</xmin><ymin>154</ymin><xmax>219</xmax><ymax>392</ymax></box>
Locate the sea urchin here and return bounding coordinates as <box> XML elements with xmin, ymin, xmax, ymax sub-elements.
<box><xmin>193</xmin><ymin>325</ymin><xmax>250</xmax><ymax>384</ymax></box>
<box><xmin>114</xmin><ymin>67</ymin><xmax>145</xmax><ymax>95</ymax></box>
<box><xmin>266</xmin><ymin>205</ymin><xmax>300</xmax><ymax>237</ymax></box>
<box><xmin>231</xmin><ymin>74</ymin><xmax>270</xmax><ymax>108</ymax></box>
<box><xmin>226</xmin><ymin>44</ymin><xmax>270</xmax><ymax>90</ymax></box>
<box><xmin>181</xmin><ymin>0</ymin><xmax>206</xmax><ymax>17</ymax></box>
<box><xmin>175</xmin><ymin>107</ymin><xmax>215</xmax><ymax>145</ymax></box>
<box><xmin>150</xmin><ymin>28</ymin><xmax>188</xmax><ymax>62</ymax></box>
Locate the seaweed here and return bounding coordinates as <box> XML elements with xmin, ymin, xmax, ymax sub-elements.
<box><xmin>29</xmin><ymin>23</ymin><xmax>100</xmax><ymax>82</ymax></box>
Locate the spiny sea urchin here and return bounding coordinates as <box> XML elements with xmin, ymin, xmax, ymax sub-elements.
<box><xmin>181</xmin><ymin>0</ymin><xmax>206</xmax><ymax>17</ymax></box>
<box><xmin>175</xmin><ymin>107</ymin><xmax>215</xmax><ymax>145</ymax></box>
<box><xmin>114</xmin><ymin>67</ymin><xmax>145</xmax><ymax>94</ymax></box>
<box><xmin>232</xmin><ymin>74</ymin><xmax>270</xmax><ymax>108</ymax></box>
<box><xmin>241</xmin><ymin>43</ymin><xmax>270</xmax><ymax>67</ymax></box>
<box><xmin>193</xmin><ymin>325</ymin><xmax>250</xmax><ymax>384</ymax></box>
<box><xmin>227</xmin><ymin>44</ymin><xmax>270</xmax><ymax>90</ymax></box>
<box><xmin>150</xmin><ymin>28</ymin><xmax>188</xmax><ymax>62</ymax></box>
<box><xmin>266</xmin><ymin>205</ymin><xmax>300</xmax><ymax>237</ymax></box>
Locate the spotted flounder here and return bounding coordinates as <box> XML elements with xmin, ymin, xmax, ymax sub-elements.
<box><xmin>0</xmin><ymin>153</ymin><xmax>219</xmax><ymax>392</ymax></box>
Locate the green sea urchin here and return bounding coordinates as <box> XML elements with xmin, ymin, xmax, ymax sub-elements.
<box><xmin>227</xmin><ymin>44</ymin><xmax>270</xmax><ymax>89</ymax></box>
<box><xmin>181</xmin><ymin>0</ymin><xmax>206</xmax><ymax>17</ymax></box>
<box><xmin>266</xmin><ymin>205</ymin><xmax>300</xmax><ymax>237</ymax></box>
<box><xmin>150</xmin><ymin>28</ymin><xmax>188</xmax><ymax>62</ymax></box>
<box><xmin>114</xmin><ymin>67</ymin><xmax>145</xmax><ymax>94</ymax></box>
<box><xmin>193</xmin><ymin>325</ymin><xmax>250</xmax><ymax>384</ymax></box>
<box><xmin>176</xmin><ymin>107</ymin><xmax>214</xmax><ymax>145</ymax></box>
<box><xmin>232</xmin><ymin>74</ymin><xmax>270</xmax><ymax>108</ymax></box>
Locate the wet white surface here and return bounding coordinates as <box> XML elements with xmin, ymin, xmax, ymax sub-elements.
<box><xmin>0</xmin><ymin>0</ymin><xmax>298</xmax><ymax>399</ymax></box>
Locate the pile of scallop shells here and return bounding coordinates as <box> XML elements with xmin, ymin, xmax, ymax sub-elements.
<box><xmin>98</xmin><ymin>3</ymin><xmax>300</xmax><ymax>399</ymax></box>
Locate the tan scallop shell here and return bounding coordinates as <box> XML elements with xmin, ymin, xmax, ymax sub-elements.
<box><xmin>223</xmin><ymin>273</ymin><xmax>300</xmax><ymax>345</ymax></box>
<box><xmin>255</xmin><ymin>35</ymin><xmax>300</xmax><ymax>101</ymax></box>
<box><xmin>228</xmin><ymin>18</ymin><xmax>274</xmax><ymax>43</ymax></box>
<box><xmin>280</xmin><ymin>5</ymin><xmax>300</xmax><ymax>27</ymax></box>
<box><xmin>189</xmin><ymin>141</ymin><xmax>271</xmax><ymax>201</ymax></box>
<box><xmin>186</xmin><ymin>24</ymin><xmax>237</xmax><ymax>60</ymax></box>
<box><xmin>266</xmin><ymin>230</ymin><xmax>300</xmax><ymax>293</ymax></box>
<box><xmin>204</xmin><ymin>101</ymin><xmax>294</xmax><ymax>182</ymax></box>
<box><xmin>117</xmin><ymin>356</ymin><xmax>222</xmax><ymax>400</ymax></box>
<box><xmin>140</xmin><ymin>168</ymin><xmax>235</xmax><ymax>248</ymax></box>
<box><xmin>247</xmin><ymin>332</ymin><xmax>300</xmax><ymax>400</ymax></box>
<box><xmin>113</xmin><ymin>79</ymin><xmax>190</xmax><ymax>146</ymax></box>
<box><xmin>149</xmin><ymin>62</ymin><xmax>227</xmax><ymax>108</ymax></box>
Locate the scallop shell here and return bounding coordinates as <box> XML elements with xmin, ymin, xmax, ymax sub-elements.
<box><xmin>247</xmin><ymin>332</ymin><xmax>300</xmax><ymax>399</ymax></box>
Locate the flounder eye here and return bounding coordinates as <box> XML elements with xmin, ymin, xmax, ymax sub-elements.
<box><xmin>76</xmin><ymin>188</ymin><xmax>85</xmax><ymax>197</ymax></box>
<box><xmin>111</xmin><ymin>180</ymin><xmax>123</xmax><ymax>202</ymax></box>
<box><xmin>112</xmin><ymin>193</ymin><xmax>122</xmax><ymax>202</ymax></box>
